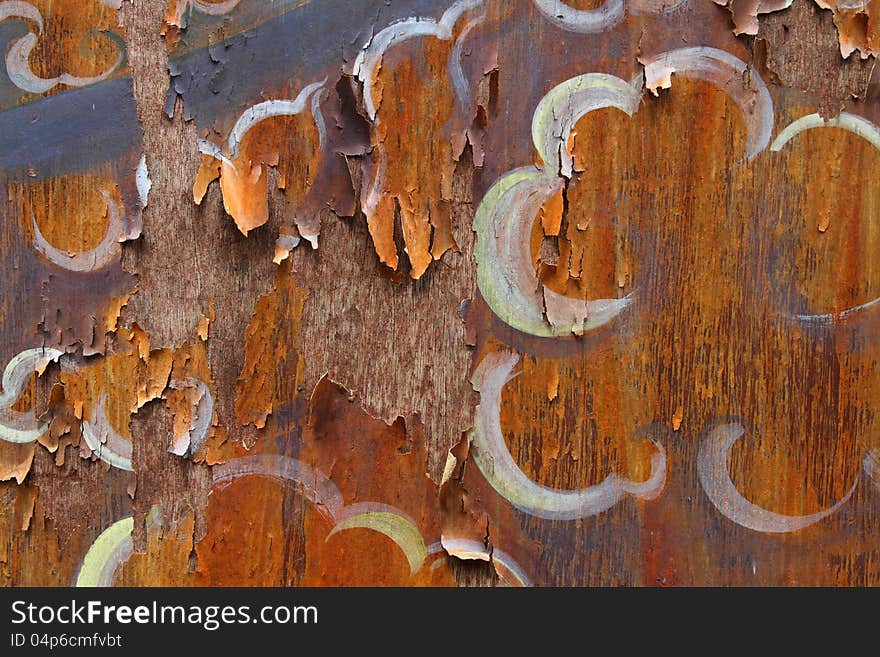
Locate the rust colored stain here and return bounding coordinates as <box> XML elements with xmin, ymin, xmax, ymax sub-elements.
<box><xmin>6</xmin><ymin>0</ymin><xmax>126</xmax><ymax>103</ymax></box>
<box><xmin>361</xmin><ymin>35</ymin><xmax>464</xmax><ymax>277</ymax></box>
<box><xmin>235</xmin><ymin>261</ymin><xmax>307</xmax><ymax>429</ymax></box>
<box><xmin>196</xmin><ymin>107</ymin><xmax>323</xmax><ymax>237</ymax></box>
<box><xmin>815</xmin><ymin>0</ymin><xmax>880</xmax><ymax>58</ymax></box>
<box><xmin>2</xmin><ymin>0</ymin><xmax>880</xmax><ymax>589</ymax></box>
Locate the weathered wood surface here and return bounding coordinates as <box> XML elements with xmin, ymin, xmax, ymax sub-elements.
<box><xmin>1</xmin><ymin>0</ymin><xmax>879</xmax><ymax>587</ymax></box>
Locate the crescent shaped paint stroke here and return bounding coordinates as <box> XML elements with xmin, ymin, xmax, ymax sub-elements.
<box><xmin>214</xmin><ymin>458</ymin><xmax>432</xmax><ymax>575</ymax></box>
<box><xmin>640</xmin><ymin>46</ymin><xmax>774</xmax><ymax>158</ymax></box>
<box><xmin>0</xmin><ymin>2</ymin><xmax>43</xmax><ymax>29</ymax></box>
<box><xmin>697</xmin><ymin>423</ymin><xmax>857</xmax><ymax>533</ymax></box>
<box><xmin>136</xmin><ymin>154</ymin><xmax>151</xmax><ymax>209</ymax></box>
<box><xmin>74</xmin><ymin>516</ymin><xmax>134</xmax><ymax>587</ymax></box>
<box><xmin>226</xmin><ymin>80</ymin><xmax>326</xmax><ymax>159</ymax></box>
<box><xmin>435</xmin><ymin>539</ymin><xmax>533</xmax><ymax>587</ymax></box>
<box><xmin>771</xmin><ymin>112</ymin><xmax>880</xmax><ymax>325</ymax></box>
<box><xmin>329</xmin><ymin>502</ymin><xmax>428</xmax><ymax>574</ymax></box>
<box><xmin>212</xmin><ymin>455</ymin><xmax>346</xmax><ymax>523</ymax></box>
<box><xmin>75</xmin><ymin>506</ymin><xmax>162</xmax><ymax>587</ymax></box>
<box><xmin>32</xmin><ymin>190</ymin><xmax>127</xmax><ymax>272</ymax></box>
<box><xmin>469</xmin><ymin>351</ymin><xmax>667</xmax><ymax>521</ymax></box>
<box><xmin>167</xmin><ymin>377</ymin><xmax>215</xmax><ymax>457</ymax></box>
<box><xmin>80</xmin><ymin>393</ymin><xmax>134</xmax><ymax>472</ymax></box>
<box><xmin>771</xmin><ymin>112</ymin><xmax>880</xmax><ymax>153</ymax></box>
<box><xmin>474</xmin><ymin>73</ymin><xmax>641</xmax><ymax>338</ymax></box>
<box><xmin>532</xmin><ymin>0</ymin><xmax>626</xmax><ymax>33</ymax></box>
<box><xmin>863</xmin><ymin>449</ymin><xmax>879</xmax><ymax>490</ymax></box>
<box><xmin>1</xmin><ymin>2</ymin><xmax>125</xmax><ymax>95</ymax></box>
<box><xmin>0</xmin><ymin>348</ymin><xmax>64</xmax><ymax>444</ymax></box>
<box><xmin>531</xmin><ymin>72</ymin><xmax>643</xmax><ymax>178</ymax></box>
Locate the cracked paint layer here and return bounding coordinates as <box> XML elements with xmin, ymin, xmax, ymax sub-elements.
<box><xmin>715</xmin><ymin>0</ymin><xmax>880</xmax><ymax>59</ymax></box>
<box><xmin>713</xmin><ymin>0</ymin><xmax>794</xmax><ymax>36</ymax></box>
<box><xmin>814</xmin><ymin>0</ymin><xmax>880</xmax><ymax>58</ymax></box>
<box><xmin>82</xmin><ymin>377</ymin><xmax>462</xmax><ymax>586</ymax></box>
<box><xmin>4</xmin><ymin>0</ymin><xmax>880</xmax><ymax>589</ymax></box>
<box><xmin>194</xmin><ymin>81</ymin><xmax>326</xmax><ymax>239</ymax></box>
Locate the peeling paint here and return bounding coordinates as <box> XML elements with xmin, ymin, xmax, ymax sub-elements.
<box><xmin>815</xmin><ymin>0</ymin><xmax>880</xmax><ymax>58</ymax></box>
<box><xmin>4</xmin><ymin>0</ymin><xmax>880</xmax><ymax>589</ymax></box>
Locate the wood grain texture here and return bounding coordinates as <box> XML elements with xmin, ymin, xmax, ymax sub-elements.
<box><xmin>1</xmin><ymin>0</ymin><xmax>879</xmax><ymax>587</ymax></box>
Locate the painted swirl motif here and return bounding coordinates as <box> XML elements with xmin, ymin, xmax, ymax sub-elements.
<box><xmin>532</xmin><ymin>0</ymin><xmax>689</xmax><ymax>33</ymax></box>
<box><xmin>0</xmin><ymin>1</ymin><xmax>125</xmax><ymax>95</ymax></box>
<box><xmin>469</xmin><ymin>351</ymin><xmax>667</xmax><ymax>520</ymax></box>
<box><xmin>194</xmin><ymin>80</ymin><xmax>326</xmax><ymax>242</ymax></box>
<box><xmin>0</xmin><ymin>348</ymin><xmax>63</xmax><ymax>445</ymax></box>
<box><xmin>351</xmin><ymin>0</ymin><xmax>486</xmax><ymax>277</ymax></box>
<box><xmin>469</xmin><ymin>44</ymin><xmax>880</xmax><ymax>530</ymax></box>
<box><xmin>467</xmin><ymin>48</ymin><xmax>770</xmax><ymax>522</ymax></box>
<box><xmin>75</xmin><ymin>455</ymin><xmax>531</xmax><ymax>586</ymax></box>
<box><xmin>771</xmin><ymin>111</ymin><xmax>880</xmax><ymax>324</ymax></box>
<box><xmin>697</xmin><ymin>423</ymin><xmax>858</xmax><ymax>533</ymax></box>
<box><xmin>474</xmin><ymin>47</ymin><xmax>773</xmax><ymax>340</ymax></box>
<box><xmin>472</xmin><ymin>45</ymin><xmax>771</xmax><ymax>346</ymax></box>
<box><xmin>0</xmin><ymin>349</ymin><xmax>212</xmax><ymax>472</ymax></box>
